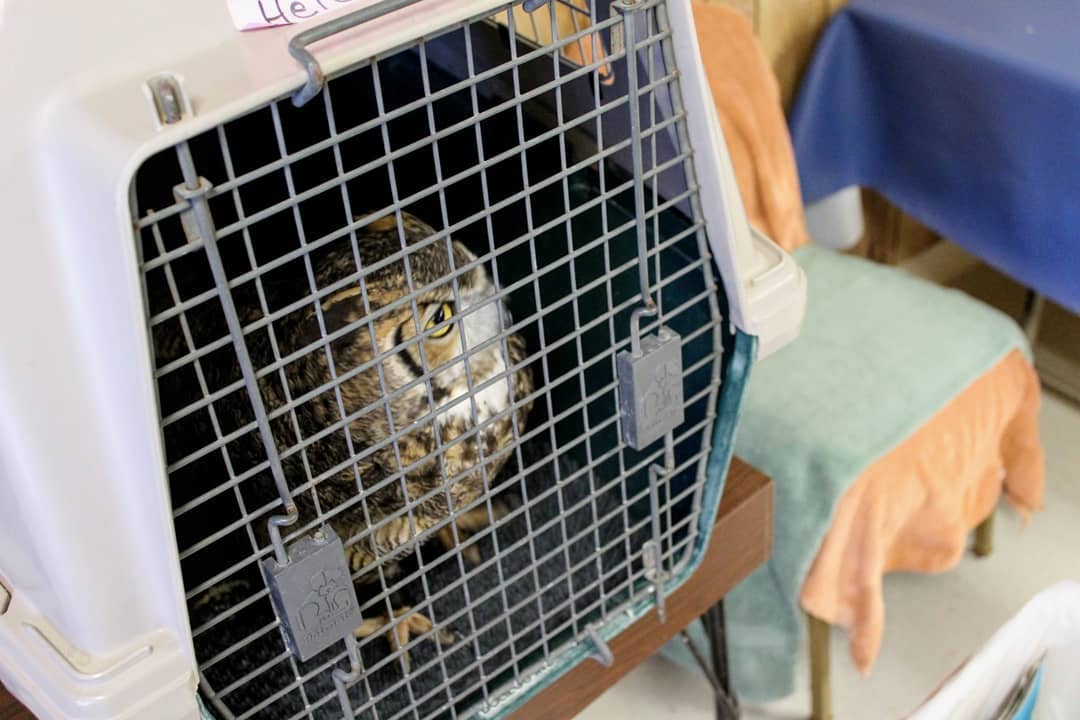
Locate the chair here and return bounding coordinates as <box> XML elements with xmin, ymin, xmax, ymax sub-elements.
<box><xmin>686</xmin><ymin>4</ymin><xmax>1045</xmax><ymax>719</ymax></box>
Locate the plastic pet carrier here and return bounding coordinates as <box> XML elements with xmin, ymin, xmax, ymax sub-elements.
<box><xmin>0</xmin><ymin>0</ymin><xmax>805</xmax><ymax>717</ymax></box>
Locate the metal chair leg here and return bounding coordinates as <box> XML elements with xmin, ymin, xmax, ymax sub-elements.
<box><xmin>974</xmin><ymin>510</ymin><xmax>995</xmax><ymax>557</ymax></box>
<box><xmin>702</xmin><ymin>601</ymin><xmax>738</xmax><ymax>719</ymax></box>
<box><xmin>682</xmin><ymin>599</ymin><xmax>739</xmax><ymax>719</ymax></box>
<box><xmin>808</xmin><ymin>612</ymin><xmax>832</xmax><ymax>720</ymax></box>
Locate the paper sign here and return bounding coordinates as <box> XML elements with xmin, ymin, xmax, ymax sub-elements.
<box><xmin>228</xmin><ymin>0</ymin><xmax>362</xmax><ymax>31</ymax></box>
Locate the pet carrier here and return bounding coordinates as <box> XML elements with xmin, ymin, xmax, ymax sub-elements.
<box><xmin>0</xmin><ymin>0</ymin><xmax>805</xmax><ymax>718</ymax></box>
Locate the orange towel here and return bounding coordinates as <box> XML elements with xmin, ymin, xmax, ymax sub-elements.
<box><xmin>497</xmin><ymin>2</ymin><xmax>614</xmax><ymax>84</ymax></box>
<box><xmin>693</xmin><ymin>0</ymin><xmax>1045</xmax><ymax>676</ymax></box>
<box><xmin>800</xmin><ymin>349</ymin><xmax>1043</xmax><ymax>672</ymax></box>
<box><xmin>691</xmin><ymin>0</ymin><xmax>811</xmax><ymax>253</ymax></box>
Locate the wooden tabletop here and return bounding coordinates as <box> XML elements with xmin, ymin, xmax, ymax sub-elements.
<box><xmin>0</xmin><ymin>458</ymin><xmax>771</xmax><ymax>720</ymax></box>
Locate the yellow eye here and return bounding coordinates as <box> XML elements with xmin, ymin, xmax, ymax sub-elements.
<box><xmin>425</xmin><ymin>302</ymin><xmax>454</xmax><ymax>338</ymax></box>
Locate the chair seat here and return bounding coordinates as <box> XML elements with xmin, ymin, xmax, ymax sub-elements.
<box><xmin>736</xmin><ymin>245</ymin><xmax>1028</xmax><ymax>477</ymax></box>
<box><xmin>724</xmin><ymin>245</ymin><xmax>1038</xmax><ymax>702</ymax></box>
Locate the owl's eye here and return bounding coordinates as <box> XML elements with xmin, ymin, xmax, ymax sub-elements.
<box><xmin>425</xmin><ymin>302</ymin><xmax>455</xmax><ymax>338</ymax></box>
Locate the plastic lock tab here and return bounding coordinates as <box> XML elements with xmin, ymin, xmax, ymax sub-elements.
<box><xmin>617</xmin><ymin>327</ymin><xmax>685</xmax><ymax>450</ymax></box>
<box><xmin>261</xmin><ymin>526</ymin><xmax>362</xmax><ymax>662</ymax></box>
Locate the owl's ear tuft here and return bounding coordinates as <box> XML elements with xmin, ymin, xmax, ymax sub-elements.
<box><xmin>321</xmin><ymin>287</ymin><xmax>364</xmax><ymax>313</ymax></box>
<box><xmin>452</xmin><ymin>240</ymin><xmax>478</xmax><ymax>262</ymax></box>
<box><xmin>364</xmin><ymin>215</ymin><xmax>399</xmax><ymax>233</ymax></box>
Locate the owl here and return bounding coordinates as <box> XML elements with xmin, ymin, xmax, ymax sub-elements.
<box><xmin>156</xmin><ymin>212</ymin><xmax>533</xmax><ymax>667</ymax></box>
<box><xmin>278</xmin><ymin>213</ymin><xmax>534</xmax><ymax>660</ymax></box>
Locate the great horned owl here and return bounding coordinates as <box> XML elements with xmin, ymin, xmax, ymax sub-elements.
<box><xmin>289</xmin><ymin>214</ymin><xmax>532</xmax><ymax>650</ymax></box>
<box><xmin>157</xmin><ymin>212</ymin><xmax>533</xmax><ymax>663</ymax></box>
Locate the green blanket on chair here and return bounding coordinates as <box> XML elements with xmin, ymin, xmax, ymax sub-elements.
<box><xmin>666</xmin><ymin>244</ymin><xmax>1030</xmax><ymax>701</ymax></box>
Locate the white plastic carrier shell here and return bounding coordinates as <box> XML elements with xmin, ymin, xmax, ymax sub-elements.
<box><xmin>0</xmin><ymin>1</ymin><xmax>804</xmax><ymax>716</ymax></box>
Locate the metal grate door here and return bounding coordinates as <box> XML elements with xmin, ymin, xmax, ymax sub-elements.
<box><xmin>131</xmin><ymin>1</ymin><xmax>728</xmax><ymax>717</ymax></box>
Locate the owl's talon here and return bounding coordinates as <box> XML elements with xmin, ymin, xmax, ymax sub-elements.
<box><xmin>460</xmin><ymin>544</ymin><xmax>482</xmax><ymax>565</ymax></box>
<box><xmin>435</xmin><ymin>502</ymin><xmax>508</xmax><ymax>564</ymax></box>
<box><xmin>354</xmin><ymin>606</ymin><xmax>455</xmax><ymax>672</ymax></box>
<box><xmin>346</xmin><ymin>541</ymin><xmax>378</xmax><ymax>575</ymax></box>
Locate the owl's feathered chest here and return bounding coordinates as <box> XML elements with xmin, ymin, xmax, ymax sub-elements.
<box><xmin>156</xmin><ymin>215</ymin><xmax>535</xmax><ymax>579</ymax></box>
<box><xmin>275</xmin><ymin>319</ymin><xmax>532</xmax><ymax>567</ymax></box>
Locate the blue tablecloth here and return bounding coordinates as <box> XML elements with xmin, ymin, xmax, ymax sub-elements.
<box><xmin>790</xmin><ymin>0</ymin><xmax>1080</xmax><ymax>313</ymax></box>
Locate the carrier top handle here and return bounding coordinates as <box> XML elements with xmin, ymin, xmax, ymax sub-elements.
<box><xmin>289</xmin><ymin>0</ymin><xmax>425</xmax><ymax>107</ymax></box>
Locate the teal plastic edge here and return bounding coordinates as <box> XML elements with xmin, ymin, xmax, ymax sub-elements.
<box><xmin>197</xmin><ymin>692</ymin><xmax>216</xmax><ymax>719</ymax></box>
<box><xmin>1013</xmin><ymin>664</ymin><xmax>1044</xmax><ymax>720</ymax></box>
<box><xmin>488</xmin><ymin>330</ymin><xmax>758</xmax><ymax>718</ymax></box>
<box><xmin>681</xmin><ymin>329</ymin><xmax>758</xmax><ymax>584</ymax></box>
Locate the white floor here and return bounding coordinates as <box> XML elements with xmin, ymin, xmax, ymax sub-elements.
<box><xmin>577</xmin><ymin>388</ymin><xmax>1080</xmax><ymax>719</ymax></box>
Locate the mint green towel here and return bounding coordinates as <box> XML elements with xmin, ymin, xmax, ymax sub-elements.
<box><xmin>664</xmin><ymin>245</ymin><xmax>1029</xmax><ymax>701</ymax></box>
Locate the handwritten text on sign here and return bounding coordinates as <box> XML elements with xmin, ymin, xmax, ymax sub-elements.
<box><xmin>228</xmin><ymin>0</ymin><xmax>364</xmax><ymax>30</ymax></box>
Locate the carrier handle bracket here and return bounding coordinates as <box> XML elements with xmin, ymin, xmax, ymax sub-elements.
<box><xmin>288</xmin><ymin>0</ymin><xmax>423</xmax><ymax>107</ymax></box>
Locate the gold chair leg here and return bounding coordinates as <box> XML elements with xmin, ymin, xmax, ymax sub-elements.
<box><xmin>974</xmin><ymin>510</ymin><xmax>995</xmax><ymax>557</ymax></box>
<box><xmin>808</xmin><ymin>612</ymin><xmax>832</xmax><ymax>720</ymax></box>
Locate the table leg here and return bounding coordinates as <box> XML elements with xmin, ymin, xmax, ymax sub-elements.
<box><xmin>1023</xmin><ymin>290</ymin><xmax>1045</xmax><ymax>345</ymax></box>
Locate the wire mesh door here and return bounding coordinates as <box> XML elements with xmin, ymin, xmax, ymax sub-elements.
<box><xmin>133</xmin><ymin>0</ymin><xmax>727</xmax><ymax>717</ymax></box>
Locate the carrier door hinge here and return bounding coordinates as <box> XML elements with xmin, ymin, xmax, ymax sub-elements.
<box><xmin>149</xmin><ymin>74</ymin><xmax>205</xmax><ymax>246</ymax></box>
<box><xmin>586</xmin><ymin>623</ymin><xmax>614</xmax><ymax>667</ymax></box>
<box><xmin>611</xmin><ymin>0</ymin><xmax>646</xmax><ymax>56</ymax></box>
<box><xmin>172</xmin><ymin>178</ymin><xmax>213</xmax><ymax>246</ymax></box>
<box><xmin>147</xmin><ymin>73</ymin><xmax>191</xmax><ymax>126</ymax></box>
<box><xmin>642</xmin><ymin>539</ymin><xmax>669</xmax><ymax>623</ymax></box>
